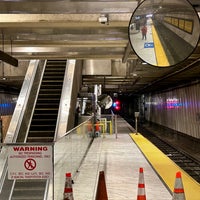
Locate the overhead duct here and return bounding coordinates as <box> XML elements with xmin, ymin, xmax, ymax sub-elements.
<box><xmin>82</xmin><ymin>60</ymin><xmax>111</xmax><ymax>75</ymax></box>
<box><xmin>82</xmin><ymin>59</ymin><xmax>129</xmax><ymax>77</ymax></box>
<box><xmin>111</xmin><ymin>59</ymin><xmax>127</xmax><ymax>76</ymax></box>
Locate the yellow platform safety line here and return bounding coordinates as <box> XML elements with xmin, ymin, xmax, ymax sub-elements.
<box><xmin>151</xmin><ymin>24</ymin><xmax>170</xmax><ymax>67</ymax></box>
<box><xmin>130</xmin><ymin>133</ymin><xmax>200</xmax><ymax>200</ymax></box>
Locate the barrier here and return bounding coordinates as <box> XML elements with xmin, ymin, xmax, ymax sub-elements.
<box><xmin>172</xmin><ymin>171</ymin><xmax>186</xmax><ymax>200</ymax></box>
<box><xmin>63</xmin><ymin>173</ymin><xmax>74</xmax><ymax>200</ymax></box>
<box><xmin>95</xmin><ymin>171</ymin><xmax>108</xmax><ymax>200</ymax></box>
<box><xmin>137</xmin><ymin>167</ymin><xmax>146</xmax><ymax>200</ymax></box>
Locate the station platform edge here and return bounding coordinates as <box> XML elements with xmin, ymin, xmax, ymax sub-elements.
<box><xmin>130</xmin><ymin>133</ymin><xmax>200</xmax><ymax>200</ymax></box>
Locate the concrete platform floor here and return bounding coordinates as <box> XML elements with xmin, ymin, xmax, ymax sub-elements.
<box><xmin>72</xmin><ymin>133</ymin><xmax>172</xmax><ymax>200</ymax></box>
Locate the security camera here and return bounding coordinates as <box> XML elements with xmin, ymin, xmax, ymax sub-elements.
<box><xmin>98</xmin><ymin>14</ymin><xmax>108</xmax><ymax>24</ymax></box>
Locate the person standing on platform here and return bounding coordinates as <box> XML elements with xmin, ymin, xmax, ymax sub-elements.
<box><xmin>141</xmin><ymin>25</ymin><xmax>147</xmax><ymax>40</ymax></box>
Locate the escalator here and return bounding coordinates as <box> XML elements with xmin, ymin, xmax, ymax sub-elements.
<box><xmin>27</xmin><ymin>60</ymin><xmax>66</xmax><ymax>142</ymax></box>
<box><xmin>11</xmin><ymin>60</ymin><xmax>67</xmax><ymax>200</ymax></box>
<box><xmin>0</xmin><ymin>59</ymin><xmax>81</xmax><ymax>200</ymax></box>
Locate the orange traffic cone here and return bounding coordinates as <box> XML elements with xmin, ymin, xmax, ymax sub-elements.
<box><xmin>137</xmin><ymin>167</ymin><xmax>146</xmax><ymax>200</ymax></box>
<box><xmin>63</xmin><ymin>173</ymin><xmax>74</xmax><ymax>200</ymax></box>
<box><xmin>172</xmin><ymin>171</ymin><xmax>186</xmax><ymax>200</ymax></box>
<box><xmin>95</xmin><ymin>171</ymin><xmax>108</xmax><ymax>200</ymax></box>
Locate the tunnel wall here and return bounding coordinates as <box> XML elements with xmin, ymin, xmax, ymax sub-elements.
<box><xmin>144</xmin><ymin>83</ymin><xmax>200</xmax><ymax>139</ymax></box>
<box><xmin>0</xmin><ymin>93</ymin><xmax>17</xmax><ymax>116</ymax></box>
<box><xmin>156</xmin><ymin>12</ymin><xmax>200</xmax><ymax>47</ymax></box>
<box><xmin>0</xmin><ymin>93</ymin><xmax>17</xmax><ymax>142</ymax></box>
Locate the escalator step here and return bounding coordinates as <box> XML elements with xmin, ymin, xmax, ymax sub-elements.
<box><xmin>28</xmin><ymin>130</ymin><xmax>55</xmax><ymax>136</ymax></box>
<box><xmin>41</xmin><ymin>80</ymin><xmax>63</xmax><ymax>84</ymax></box>
<box><xmin>44</xmin><ymin>71</ymin><xmax>65</xmax><ymax>73</ymax></box>
<box><xmin>40</xmin><ymin>86</ymin><xmax>62</xmax><ymax>89</ymax></box>
<box><xmin>27</xmin><ymin>137</ymin><xmax>54</xmax><ymax>142</ymax></box>
<box><xmin>38</xmin><ymin>93</ymin><xmax>61</xmax><ymax>96</ymax></box>
<box><xmin>29</xmin><ymin>124</ymin><xmax>56</xmax><ymax>127</ymax></box>
<box><xmin>32</xmin><ymin>109</ymin><xmax>58</xmax><ymax>112</ymax></box>
<box><xmin>32</xmin><ymin>113</ymin><xmax>57</xmax><ymax>117</ymax></box>
<box><xmin>15</xmin><ymin>180</ymin><xmax>46</xmax><ymax>187</ymax></box>
<box><xmin>36</xmin><ymin>98</ymin><xmax>60</xmax><ymax>101</ymax></box>
<box><xmin>29</xmin><ymin>126</ymin><xmax>56</xmax><ymax>131</ymax></box>
<box><xmin>31</xmin><ymin>120</ymin><xmax>56</xmax><ymax>126</ymax></box>
<box><xmin>12</xmin><ymin>180</ymin><xmax>46</xmax><ymax>200</ymax></box>
<box><xmin>39</xmin><ymin>88</ymin><xmax>62</xmax><ymax>92</ymax></box>
<box><xmin>35</xmin><ymin>104</ymin><xmax>60</xmax><ymax>109</ymax></box>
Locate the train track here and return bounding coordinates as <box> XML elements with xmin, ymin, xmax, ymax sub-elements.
<box><xmin>124</xmin><ymin>117</ymin><xmax>200</xmax><ymax>183</ymax></box>
<box><xmin>138</xmin><ymin>125</ymin><xmax>200</xmax><ymax>183</ymax></box>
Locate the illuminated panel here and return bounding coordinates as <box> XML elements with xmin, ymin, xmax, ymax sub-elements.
<box><xmin>171</xmin><ymin>18</ymin><xmax>175</xmax><ymax>25</ymax></box>
<box><xmin>179</xmin><ymin>19</ymin><xmax>185</xmax><ymax>29</ymax></box>
<box><xmin>164</xmin><ymin>16</ymin><xmax>193</xmax><ymax>34</ymax></box>
<box><xmin>164</xmin><ymin>16</ymin><xmax>171</xmax><ymax>23</ymax></box>
<box><xmin>173</xmin><ymin>18</ymin><xmax>179</xmax><ymax>27</ymax></box>
<box><xmin>184</xmin><ymin>20</ymin><xmax>193</xmax><ymax>34</ymax></box>
<box><xmin>166</xmin><ymin>98</ymin><xmax>182</xmax><ymax>109</ymax></box>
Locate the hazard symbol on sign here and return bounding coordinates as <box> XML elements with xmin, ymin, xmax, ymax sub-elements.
<box><xmin>24</xmin><ymin>158</ymin><xmax>36</xmax><ymax>170</ymax></box>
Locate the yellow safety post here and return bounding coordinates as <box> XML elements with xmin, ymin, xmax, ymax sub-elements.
<box><xmin>99</xmin><ymin>123</ymin><xmax>105</xmax><ymax>138</ymax></box>
<box><xmin>77</xmin><ymin>126</ymin><xmax>81</xmax><ymax>135</ymax></box>
<box><xmin>100</xmin><ymin>118</ymin><xmax>107</xmax><ymax>133</ymax></box>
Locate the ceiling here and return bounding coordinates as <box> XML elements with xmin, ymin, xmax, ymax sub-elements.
<box><xmin>0</xmin><ymin>0</ymin><xmax>199</xmax><ymax>95</ymax></box>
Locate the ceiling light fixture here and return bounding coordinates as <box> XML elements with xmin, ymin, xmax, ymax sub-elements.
<box><xmin>98</xmin><ymin>14</ymin><xmax>109</xmax><ymax>25</ymax></box>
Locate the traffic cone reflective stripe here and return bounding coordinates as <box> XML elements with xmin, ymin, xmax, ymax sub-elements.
<box><xmin>137</xmin><ymin>167</ymin><xmax>146</xmax><ymax>200</ymax></box>
<box><xmin>64</xmin><ymin>188</ymin><xmax>73</xmax><ymax>193</ymax></box>
<box><xmin>63</xmin><ymin>173</ymin><xmax>74</xmax><ymax>200</ymax></box>
<box><xmin>138</xmin><ymin>183</ymin><xmax>145</xmax><ymax>187</ymax></box>
<box><xmin>174</xmin><ymin>188</ymin><xmax>184</xmax><ymax>193</ymax></box>
<box><xmin>172</xmin><ymin>171</ymin><xmax>186</xmax><ymax>200</ymax></box>
<box><xmin>137</xmin><ymin>196</ymin><xmax>146</xmax><ymax>200</ymax></box>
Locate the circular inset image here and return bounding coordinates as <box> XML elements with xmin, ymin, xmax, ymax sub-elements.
<box><xmin>128</xmin><ymin>0</ymin><xmax>200</xmax><ymax>67</ymax></box>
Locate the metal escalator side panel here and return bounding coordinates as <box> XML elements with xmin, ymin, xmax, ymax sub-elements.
<box><xmin>4</xmin><ymin>60</ymin><xmax>42</xmax><ymax>144</ymax></box>
<box><xmin>0</xmin><ymin>60</ymin><xmax>42</xmax><ymax>199</ymax></box>
<box><xmin>54</xmin><ymin>59</ymin><xmax>77</xmax><ymax>140</ymax></box>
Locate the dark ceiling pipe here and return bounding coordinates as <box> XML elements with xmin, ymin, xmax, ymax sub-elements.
<box><xmin>0</xmin><ymin>50</ymin><xmax>18</xmax><ymax>67</ymax></box>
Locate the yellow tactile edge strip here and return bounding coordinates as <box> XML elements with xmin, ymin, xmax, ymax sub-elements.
<box><xmin>130</xmin><ymin>133</ymin><xmax>200</xmax><ymax>200</ymax></box>
<box><xmin>151</xmin><ymin>24</ymin><xmax>170</xmax><ymax>67</ymax></box>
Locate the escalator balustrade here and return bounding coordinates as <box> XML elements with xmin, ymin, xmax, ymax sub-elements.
<box><xmin>11</xmin><ymin>60</ymin><xmax>67</xmax><ymax>200</ymax></box>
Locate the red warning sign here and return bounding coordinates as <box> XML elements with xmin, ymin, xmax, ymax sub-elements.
<box><xmin>8</xmin><ymin>145</ymin><xmax>52</xmax><ymax>180</ymax></box>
